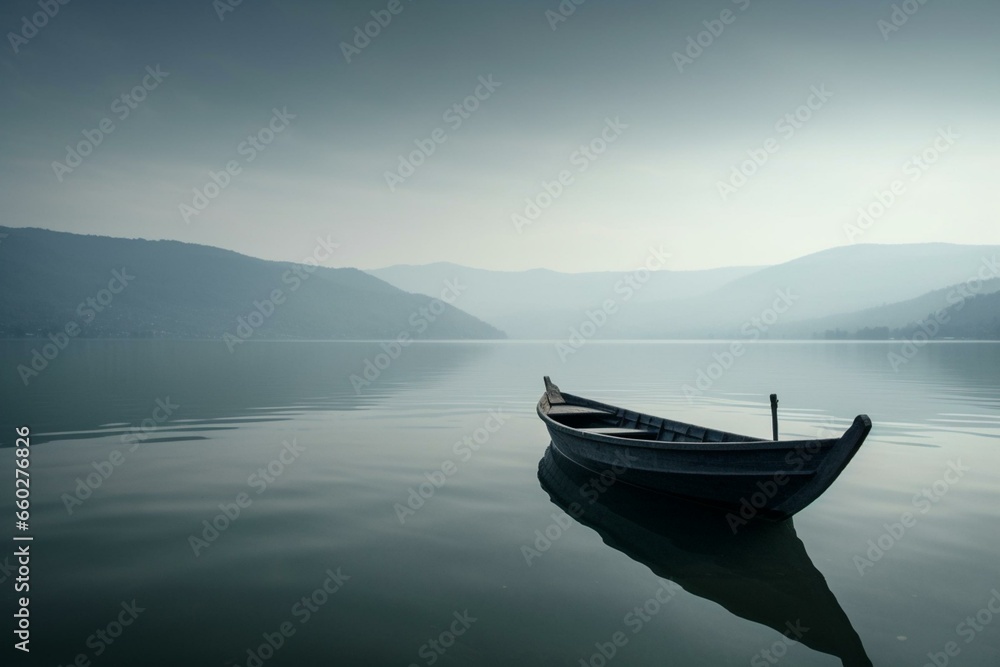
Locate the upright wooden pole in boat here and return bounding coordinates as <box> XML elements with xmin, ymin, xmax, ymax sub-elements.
<box><xmin>770</xmin><ymin>394</ymin><xmax>779</xmax><ymax>441</ymax></box>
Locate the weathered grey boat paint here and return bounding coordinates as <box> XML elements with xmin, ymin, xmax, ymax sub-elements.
<box><xmin>536</xmin><ymin>377</ymin><xmax>872</xmax><ymax>520</ymax></box>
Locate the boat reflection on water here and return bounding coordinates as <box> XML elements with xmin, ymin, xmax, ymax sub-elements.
<box><xmin>537</xmin><ymin>445</ymin><xmax>873</xmax><ymax>667</ymax></box>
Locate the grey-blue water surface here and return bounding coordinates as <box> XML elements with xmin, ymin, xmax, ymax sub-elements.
<box><xmin>1</xmin><ymin>340</ymin><xmax>998</xmax><ymax>666</ymax></box>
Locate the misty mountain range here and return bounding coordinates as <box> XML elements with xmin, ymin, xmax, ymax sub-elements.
<box><xmin>374</xmin><ymin>244</ymin><xmax>1000</xmax><ymax>340</ymax></box>
<box><xmin>2</xmin><ymin>226</ymin><xmax>998</xmax><ymax>342</ymax></box>
<box><xmin>368</xmin><ymin>261</ymin><xmax>761</xmax><ymax>339</ymax></box>
<box><xmin>0</xmin><ymin>226</ymin><xmax>503</xmax><ymax>342</ymax></box>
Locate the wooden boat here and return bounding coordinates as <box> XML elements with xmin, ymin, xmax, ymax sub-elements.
<box><xmin>537</xmin><ymin>445</ymin><xmax>873</xmax><ymax>667</ymax></box>
<box><xmin>536</xmin><ymin>377</ymin><xmax>871</xmax><ymax>520</ymax></box>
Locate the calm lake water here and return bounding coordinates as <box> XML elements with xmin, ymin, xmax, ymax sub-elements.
<box><xmin>1</xmin><ymin>340</ymin><xmax>999</xmax><ymax>666</ymax></box>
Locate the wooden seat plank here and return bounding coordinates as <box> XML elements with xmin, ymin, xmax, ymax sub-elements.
<box><xmin>548</xmin><ymin>406</ymin><xmax>615</xmax><ymax>417</ymax></box>
<box><xmin>579</xmin><ymin>427</ymin><xmax>658</xmax><ymax>439</ymax></box>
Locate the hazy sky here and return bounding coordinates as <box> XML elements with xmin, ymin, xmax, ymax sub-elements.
<box><xmin>2</xmin><ymin>0</ymin><xmax>998</xmax><ymax>271</ymax></box>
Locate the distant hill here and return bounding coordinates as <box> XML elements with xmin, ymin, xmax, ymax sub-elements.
<box><xmin>840</xmin><ymin>286</ymin><xmax>1000</xmax><ymax>340</ymax></box>
<box><xmin>823</xmin><ymin>288</ymin><xmax>1000</xmax><ymax>341</ymax></box>
<box><xmin>0</xmin><ymin>227</ymin><xmax>505</xmax><ymax>341</ymax></box>
<box><xmin>368</xmin><ymin>262</ymin><xmax>762</xmax><ymax>338</ymax></box>
<box><xmin>924</xmin><ymin>290</ymin><xmax>1000</xmax><ymax>339</ymax></box>
<box><xmin>782</xmin><ymin>278</ymin><xmax>1000</xmax><ymax>339</ymax></box>
<box><xmin>622</xmin><ymin>243</ymin><xmax>1000</xmax><ymax>338</ymax></box>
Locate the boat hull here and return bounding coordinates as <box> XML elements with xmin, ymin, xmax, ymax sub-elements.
<box><xmin>537</xmin><ymin>378</ymin><xmax>871</xmax><ymax>521</ymax></box>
